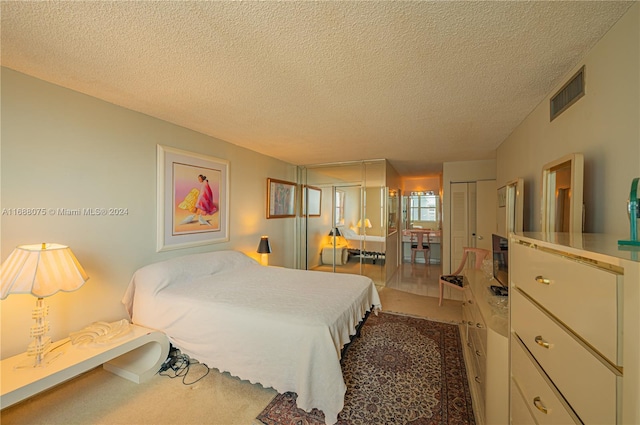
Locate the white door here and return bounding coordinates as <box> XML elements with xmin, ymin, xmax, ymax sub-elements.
<box><xmin>476</xmin><ymin>180</ymin><xmax>497</xmax><ymax>252</ymax></box>
<box><xmin>450</xmin><ymin>180</ymin><xmax>496</xmax><ymax>271</ymax></box>
<box><xmin>450</xmin><ymin>182</ymin><xmax>470</xmax><ymax>271</ymax></box>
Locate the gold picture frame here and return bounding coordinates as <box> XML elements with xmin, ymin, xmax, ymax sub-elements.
<box><xmin>304</xmin><ymin>185</ymin><xmax>322</xmax><ymax>217</ymax></box>
<box><xmin>267</xmin><ymin>178</ymin><xmax>297</xmax><ymax>218</ymax></box>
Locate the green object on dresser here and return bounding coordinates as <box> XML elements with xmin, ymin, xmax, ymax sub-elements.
<box><xmin>619</xmin><ymin>177</ymin><xmax>640</xmax><ymax>247</ymax></box>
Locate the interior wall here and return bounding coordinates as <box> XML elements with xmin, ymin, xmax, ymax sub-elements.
<box><xmin>384</xmin><ymin>161</ymin><xmax>401</xmax><ymax>274</ymax></box>
<box><xmin>0</xmin><ymin>68</ymin><xmax>296</xmax><ymax>358</ymax></box>
<box><xmin>496</xmin><ymin>3</ymin><xmax>640</xmax><ymax>236</ymax></box>
<box><xmin>402</xmin><ymin>176</ymin><xmax>441</xmax><ymax>193</ymax></box>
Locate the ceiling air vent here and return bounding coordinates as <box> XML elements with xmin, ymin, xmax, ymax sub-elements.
<box><xmin>550</xmin><ymin>66</ymin><xmax>585</xmax><ymax>121</ymax></box>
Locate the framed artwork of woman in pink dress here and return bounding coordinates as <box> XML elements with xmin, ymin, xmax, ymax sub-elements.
<box><xmin>157</xmin><ymin>145</ymin><xmax>229</xmax><ymax>251</ymax></box>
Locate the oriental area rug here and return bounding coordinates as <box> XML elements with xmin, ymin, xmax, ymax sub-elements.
<box><xmin>256</xmin><ymin>312</ymin><xmax>475</xmax><ymax>425</ymax></box>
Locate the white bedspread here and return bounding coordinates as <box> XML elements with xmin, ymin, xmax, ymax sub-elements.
<box><xmin>341</xmin><ymin>227</ymin><xmax>386</xmax><ymax>254</ymax></box>
<box><xmin>122</xmin><ymin>251</ymin><xmax>381</xmax><ymax>424</ymax></box>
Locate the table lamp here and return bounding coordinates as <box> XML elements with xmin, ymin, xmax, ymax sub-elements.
<box><xmin>1</xmin><ymin>243</ymin><xmax>89</xmax><ymax>367</ymax></box>
<box><xmin>357</xmin><ymin>218</ymin><xmax>372</xmax><ymax>231</ymax></box>
<box><xmin>257</xmin><ymin>236</ymin><xmax>272</xmax><ymax>266</ymax></box>
<box><xmin>328</xmin><ymin>228</ymin><xmax>346</xmax><ymax>246</ymax></box>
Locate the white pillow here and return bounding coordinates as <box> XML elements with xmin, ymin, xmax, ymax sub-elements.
<box><xmin>129</xmin><ymin>251</ymin><xmax>257</xmax><ymax>294</ymax></box>
<box><xmin>342</xmin><ymin>227</ymin><xmax>358</xmax><ymax>239</ymax></box>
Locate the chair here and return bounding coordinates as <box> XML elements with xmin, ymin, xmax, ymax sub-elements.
<box><xmin>410</xmin><ymin>231</ymin><xmax>431</xmax><ymax>264</ymax></box>
<box><xmin>439</xmin><ymin>247</ymin><xmax>489</xmax><ymax>306</ymax></box>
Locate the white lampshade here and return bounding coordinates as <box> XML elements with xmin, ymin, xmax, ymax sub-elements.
<box><xmin>1</xmin><ymin>243</ymin><xmax>89</xmax><ymax>299</ymax></box>
<box><xmin>357</xmin><ymin>218</ymin><xmax>372</xmax><ymax>229</ymax></box>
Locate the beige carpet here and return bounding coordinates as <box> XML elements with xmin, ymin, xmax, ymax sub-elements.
<box><xmin>1</xmin><ymin>364</ymin><xmax>277</xmax><ymax>425</ymax></box>
<box><xmin>377</xmin><ymin>287</ymin><xmax>462</xmax><ymax>324</ymax></box>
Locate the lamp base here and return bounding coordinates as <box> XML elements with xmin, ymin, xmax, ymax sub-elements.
<box><xmin>13</xmin><ymin>297</ymin><xmax>65</xmax><ymax>369</ymax></box>
<box><xmin>14</xmin><ymin>345</ymin><xmax>65</xmax><ymax>369</ymax></box>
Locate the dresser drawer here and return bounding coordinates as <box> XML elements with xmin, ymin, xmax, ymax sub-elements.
<box><xmin>511</xmin><ymin>241</ymin><xmax>619</xmax><ymax>363</ymax></box>
<box><xmin>469</xmin><ymin>323</ymin><xmax>486</xmax><ymax>361</ymax></box>
<box><xmin>511</xmin><ymin>334</ymin><xmax>578</xmax><ymax>424</ymax></box>
<box><xmin>468</xmin><ymin>329</ymin><xmax>486</xmax><ymax>383</ymax></box>
<box><xmin>512</xmin><ymin>289</ymin><xmax>617</xmax><ymax>424</ymax></box>
<box><xmin>466</xmin><ymin>348</ymin><xmax>485</xmax><ymax>420</ymax></box>
<box><xmin>510</xmin><ymin>378</ymin><xmax>536</xmax><ymax>425</ymax></box>
<box><xmin>462</xmin><ymin>288</ymin><xmax>481</xmax><ymax>324</ymax></box>
<box><xmin>462</xmin><ymin>333</ymin><xmax>485</xmax><ymax>422</ymax></box>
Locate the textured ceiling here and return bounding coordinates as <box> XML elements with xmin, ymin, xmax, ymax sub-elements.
<box><xmin>1</xmin><ymin>1</ymin><xmax>633</xmax><ymax>177</ymax></box>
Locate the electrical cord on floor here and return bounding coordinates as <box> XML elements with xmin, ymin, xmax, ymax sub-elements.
<box><xmin>158</xmin><ymin>347</ymin><xmax>210</xmax><ymax>385</ymax></box>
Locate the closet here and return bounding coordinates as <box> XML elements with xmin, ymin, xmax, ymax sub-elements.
<box><xmin>298</xmin><ymin>160</ymin><xmax>401</xmax><ymax>287</ymax></box>
<box><xmin>449</xmin><ymin>180</ymin><xmax>496</xmax><ymax>269</ymax></box>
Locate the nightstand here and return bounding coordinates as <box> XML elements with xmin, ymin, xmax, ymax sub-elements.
<box><xmin>321</xmin><ymin>244</ymin><xmax>349</xmax><ymax>265</ymax></box>
<box><xmin>1</xmin><ymin>324</ymin><xmax>169</xmax><ymax>409</ymax></box>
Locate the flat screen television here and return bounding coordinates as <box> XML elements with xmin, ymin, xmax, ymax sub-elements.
<box><xmin>492</xmin><ymin>234</ymin><xmax>509</xmax><ymax>287</ymax></box>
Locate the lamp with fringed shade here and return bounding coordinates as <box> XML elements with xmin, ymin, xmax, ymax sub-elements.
<box><xmin>1</xmin><ymin>243</ymin><xmax>89</xmax><ymax>367</ymax></box>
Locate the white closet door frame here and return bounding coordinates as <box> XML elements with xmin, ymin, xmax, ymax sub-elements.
<box><xmin>450</xmin><ymin>182</ymin><xmax>471</xmax><ymax>271</ymax></box>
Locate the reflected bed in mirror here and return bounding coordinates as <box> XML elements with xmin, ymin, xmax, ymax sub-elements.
<box><xmin>541</xmin><ymin>153</ymin><xmax>584</xmax><ymax>233</ymax></box>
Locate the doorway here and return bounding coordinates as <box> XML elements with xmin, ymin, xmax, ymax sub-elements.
<box><xmin>449</xmin><ymin>180</ymin><xmax>496</xmax><ymax>270</ymax></box>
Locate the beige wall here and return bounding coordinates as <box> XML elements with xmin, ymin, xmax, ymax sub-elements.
<box><xmin>497</xmin><ymin>3</ymin><xmax>640</xmax><ymax>235</ymax></box>
<box><xmin>402</xmin><ymin>176</ymin><xmax>440</xmax><ymax>193</ymax></box>
<box><xmin>1</xmin><ymin>69</ymin><xmax>297</xmax><ymax>358</ymax></box>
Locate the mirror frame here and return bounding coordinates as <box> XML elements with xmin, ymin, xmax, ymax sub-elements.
<box><xmin>505</xmin><ymin>178</ymin><xmax>524</xmax><ymax>234</ymax></box>
<box><xmin>387</xmin><ymin>188</ymin><xmax>399</xmax><ymax>236</ymax></box>
<box><xmin>541</xmin><ymin>153</ymin><xmax>584</xmax><ymax>233</ymax></box>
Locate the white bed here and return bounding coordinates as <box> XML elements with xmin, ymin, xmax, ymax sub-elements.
<box><xmin>122</xmin><ymin>250</ymin><xmax>381</xmax><ymax>424</ymax></box>
<box><xmin>341</xmin><ymin>227</ymin><xmax>386</xmax><ymax>261</ymax></box>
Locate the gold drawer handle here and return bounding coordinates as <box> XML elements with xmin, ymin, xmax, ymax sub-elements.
<box><xmin>475</xmin><ymin>350</ymin><xmax>482</xmax><ymax>356</ymax></box>
<box><xmin>533</xmin><ymin>396</ymin><xmax>549</xmax><ymax>414</ymax></box>
<box><xmin>476</xmin><ymin>323</ymin><xmax>483</xmax><ymax>328</ymax></box>
<box><xmin>535</xmin><ymin>275</ymin><xmax>551</xmax><ymax>285</ymax></box>
<box><xmin>535</xmin><ymin>335</ymin><xmax>552</xmax><ymax>349</ymax></box>
<box><xmin>474</xmin><ymin>376</ymin><xmax>481</xmax><ymax>384</ymax></box>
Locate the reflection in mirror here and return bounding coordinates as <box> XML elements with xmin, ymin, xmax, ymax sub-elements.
<box><xmin>505</xmin><ymin>178</ymin><xmax>524</xmax><ymax>234</ymax></box>
<box><xmin>541</xmin><ymin>153</ymin><xmax>584</xmax><ymax>233</ymax></box>
<box><xmin>334</xmin><ymin>189</ymin><xmax>345</xmax><ymax>226</ymax></box>
<box><xmin>387</xmin><ymin>189</ymin><xmax>399</xmax><ymax>235</ymax></box>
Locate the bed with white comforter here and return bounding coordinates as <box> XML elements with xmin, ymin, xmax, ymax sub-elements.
<box><xmin>341</xmin><ymin>227</ymin><xmax>386</xmax><ymax>260</ymax></box>
<box><xmin>122</xmin><ymin>250</ymin><xmax>381</xmax><ymax>424</ymax></box>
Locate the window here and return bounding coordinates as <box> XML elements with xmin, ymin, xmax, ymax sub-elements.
<box><xmin>335</xmin><ymin>190</ymin><xmax>345</xmax><ymax>226</ymax></box>
<box><xmin>409</xmin><ymin>191</ymin><xmax>438</xmax><ymax>223</ymax></box>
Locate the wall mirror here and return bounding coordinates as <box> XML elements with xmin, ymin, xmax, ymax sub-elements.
<box><xmin>387</xmin><ymin>188</ymin><xmax>399</xmax><ymax>235</ymax></box>
<box><xmin>505</xmin><ymin>178</ymin><xmax>524</xmax><ymax>234</ymax></box>
<box><xmin>541</xmin><ymin>153</ymin><xmax>584</xmax><ymax>233</ymax></box>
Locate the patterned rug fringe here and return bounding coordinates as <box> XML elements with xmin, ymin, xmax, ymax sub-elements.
<box><xmin>378</xmin><ymin>309</ymin><xmax>463</xmax><ymax>325</ymax></box>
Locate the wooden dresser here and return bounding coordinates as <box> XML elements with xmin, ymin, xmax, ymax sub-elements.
<box><xmin>461</xmin><ymin>269</ymin><xmax>509</xmax><ymax>424</ymax></box>
<box><xmin>509</xmin><ymin>233</ymin><xmax>640</xmax><ymax>424</ymax></box>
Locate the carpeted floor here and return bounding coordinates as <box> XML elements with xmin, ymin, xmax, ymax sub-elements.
<box><xmin>256</xmin><ymin>312</ymin><xmax>475</xmax><ymax>425</ymax></box>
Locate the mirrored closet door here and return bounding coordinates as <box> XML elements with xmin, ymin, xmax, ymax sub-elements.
<box><xmin>298</xmin><ymin>161</ymin><xmax>387</xmax><ymax>286</ymax></box>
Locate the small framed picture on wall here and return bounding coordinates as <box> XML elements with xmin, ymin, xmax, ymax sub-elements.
<box><xmin>304</xmin><ymin>185</ymin><xmax>322</xmax><ymax>217</ymax></box>
<box><xmin>267</xmin><ymin>178</ymin><xmax>297</xmax><ymax>218</ymax></box>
